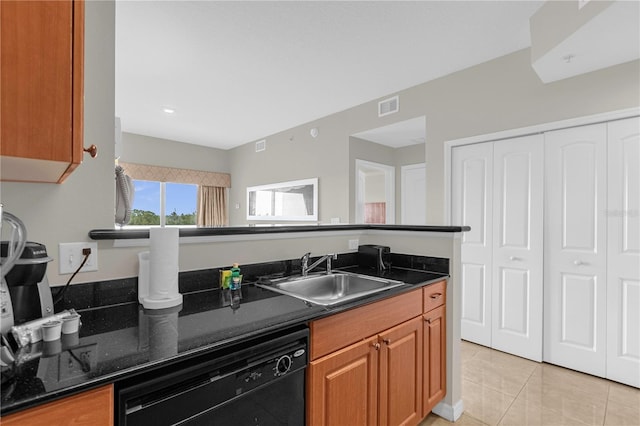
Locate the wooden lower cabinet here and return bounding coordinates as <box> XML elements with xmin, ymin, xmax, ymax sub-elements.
<box><xmin>423</xmin><ymin>305</ymin><xmax>446</xmax><ymax>416</ymax></box>
<box><xmin>308</xmin><ymin>336</ymin><xmax>379</xmax><ymax>426</ymax></box>
<box><xmin>1</xmin><ymin>384</ymin><xmax>114</xmax><ymax>426</ymax></box>
<box><xmin>308</xmin><ymin>317</ymin><xmax>423</xmax><ymax>426</ymax></box>
<box><xmin>308</xmin><ymin>281</ymin><xmax>448</xmax><ymax>425</ymax></box>
<box><xmin>378</xmin><ymin>317</ymin><xmax>423</xmax><ymax>426</ymax></box>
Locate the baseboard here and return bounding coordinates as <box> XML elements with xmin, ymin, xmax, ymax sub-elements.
<box><xmin>432</xmin><ymin>399</ymin><xmax>464</xmax><ymax>422</ymax></box>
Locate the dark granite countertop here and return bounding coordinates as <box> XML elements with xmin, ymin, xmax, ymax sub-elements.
<box><xmin>0</xmin><ymin>264</ymin><xmax>446</xmax><ymax>416</ymax></box>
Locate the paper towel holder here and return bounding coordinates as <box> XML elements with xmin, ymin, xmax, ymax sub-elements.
<box><xmin>139</xmin><ymin>228</ymin><xmax>183</xmax><ymax>310</ymax></box>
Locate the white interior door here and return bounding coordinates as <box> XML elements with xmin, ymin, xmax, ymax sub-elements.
<box><xmin>452</xmin><ymin>143</ymin><xmax>493</xmax><ymax>347</ymax></box>
<box><xmin>491</xmin><ymin>135</ymin><xmax>544</xmax><ymax>362</ymax></box>
<box><xmin>606</xmin><ymin>117</ymin><xmax>640</xmax><ymax>387</ymax></box>
<box><xmin>401</xmin><ymin>163</ymin><xmax>426</xmax><ymax>225</ymax></box>
<box><xmin>544</xmin><ymin>123</ymin><xmax>607</xmax><ymax>377</ymax></box>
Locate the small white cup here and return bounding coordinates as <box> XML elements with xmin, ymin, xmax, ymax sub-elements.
<box><xmin>42</xmin><ymin>320</ymin><xmax>62</xmax><ymax>342</ymax></box>
<box><xmin>62</xmin><ymin>314</ymin><xmax>81</xmax><ymax>334</ymax></box>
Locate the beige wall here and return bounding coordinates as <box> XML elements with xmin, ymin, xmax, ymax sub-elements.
<box><xmin>121</xmin><ymin>132</ymin><xmax>230</xmax><ymax>173</ymax></box>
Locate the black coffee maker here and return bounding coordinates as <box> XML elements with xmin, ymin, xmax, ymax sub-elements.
<box><xmin>1</xmin><ymin>241</ymin><xmax>54</xmax><ymax>333</ymax></box>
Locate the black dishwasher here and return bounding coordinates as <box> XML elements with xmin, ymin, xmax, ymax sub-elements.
<box><xmin>117</xmin><ymin>327</ymin><xmax>308</xmax><ymax>426</ymax></box>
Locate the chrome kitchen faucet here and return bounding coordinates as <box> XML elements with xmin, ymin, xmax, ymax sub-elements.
<box><xmin>301</xmin><ymin>252</ymin><xmax>337</xmax><ymax>276</ymax></box>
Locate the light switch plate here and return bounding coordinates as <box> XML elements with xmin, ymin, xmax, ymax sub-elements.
<box><xmin>59</xmin><ymin>242</ymin><xmax>98</xmax><ymax>274</ymax></box>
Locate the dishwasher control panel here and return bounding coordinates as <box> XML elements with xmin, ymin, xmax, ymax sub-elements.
<box><xmin>238</xmin><ymin>344</ymin><xmax>306</xmax><ymax>389</ymax></box>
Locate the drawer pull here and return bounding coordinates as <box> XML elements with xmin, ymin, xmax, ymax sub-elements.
<box><xmin>383</xmin><ymin>339</ymin><xmax>391</xmax><ymax>345</ymax></box>
<box><xmin>430</xmin><ymin>293</ymin><xmax>442</xmax><ymax>300</ymax></box>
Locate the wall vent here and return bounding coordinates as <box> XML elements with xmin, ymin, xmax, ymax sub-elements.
<box><xmin>378</xmin><ymin>96</ymin><xmax>399</xmax><ymax>117</ymax></box>
<box><xmin>255</xmin><ymin>139</ymin><xmax>266</xmax><ymax>152</ymax></box>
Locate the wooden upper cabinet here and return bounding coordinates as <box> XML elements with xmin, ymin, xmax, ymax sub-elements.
<box><xmin>1</xmin><ymin>0</ymin><xmax>85</xmax><ymax>183</ymax></box>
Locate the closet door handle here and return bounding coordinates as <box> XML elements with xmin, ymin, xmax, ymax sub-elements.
<box><xmin>509</xmin><ymin>256</ymin><xmax>521</xmax><ymax>261</ymax></box>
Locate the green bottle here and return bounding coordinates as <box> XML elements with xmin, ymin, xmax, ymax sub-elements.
<box><xmin>230</xmin><ymin>263</ymin><xmax>241</xmax><ymax>290</ymax></box>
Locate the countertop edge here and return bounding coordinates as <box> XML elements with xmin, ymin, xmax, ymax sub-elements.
<box><xmin>89</xmin><ymin>224</ymin><xmax>470</xmax><ymax>240</ymax></box>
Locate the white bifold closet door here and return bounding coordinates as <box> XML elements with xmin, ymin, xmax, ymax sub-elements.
<box><xmin>544</xmin><ymin>123</ymin><xmax>608</xmax><ymax>377</ymax></box>
<box><xmin>453</xmin><ymin>142</ymin><xmax>493</xmax><ymax>347</ymax></box>
<box><xmin>491</xmin><ymin>135</ymin><xmax>544</xmax><ymax>361</ymax></box>
<box><xmin>606</xmin><ymin>117</ymin><xmax>640</xmax><ymax>387</ymax></box>
<box><xmin>453</xmin><ymin>135</ymin><xmax>544</xmax><ymax>361</ymax></box>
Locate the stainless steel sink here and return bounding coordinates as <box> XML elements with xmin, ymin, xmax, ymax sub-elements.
<box><xmin>256</xmin><ymin>272</ymin><xmax>406</xmax><ymax>306</ymax></box>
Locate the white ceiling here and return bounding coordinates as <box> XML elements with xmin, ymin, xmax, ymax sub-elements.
<box><xmin>115</xmin><ymin>1</ymin><xmax>544</xmax><ymax>150</ymax></box>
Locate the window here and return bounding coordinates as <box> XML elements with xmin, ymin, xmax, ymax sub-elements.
<box><xmin>129</xmin><ymin>180</ymin><xmax>197</xmax><ymax>227</ymax></box>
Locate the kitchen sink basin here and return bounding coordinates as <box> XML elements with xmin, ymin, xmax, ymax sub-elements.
<box><xmin>256</xmin><ymin>272</ymin><xmax>406</xmax><ymax>306</ymax></box>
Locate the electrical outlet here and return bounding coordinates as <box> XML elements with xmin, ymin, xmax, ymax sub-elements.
<box><xmin>348</xmin><ymin>239</ymin><xmax>359</xmax><ymax>250</ymax></box>
<box><xmin>59</xmin><ymin>242</ymin><xmax>98</xmax><ymax>274</ymax></box>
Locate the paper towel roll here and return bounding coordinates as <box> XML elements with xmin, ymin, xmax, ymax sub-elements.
<box><xmin>144</xmin><ymin>227</ymin><xmax>182</xmax><ymax>309</ymax></box>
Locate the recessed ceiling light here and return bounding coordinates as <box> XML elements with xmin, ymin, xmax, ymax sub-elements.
<box><xmin>162</xmin><ymin>107</ymin><xmax>176</xmax><ymax>114</ymax></box>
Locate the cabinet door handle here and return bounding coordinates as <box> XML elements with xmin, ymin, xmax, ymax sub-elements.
<box><xmin>430</xmin><ymin>293</ymin><xmax>442</xmax><ymax>299</ymax></box>
<box><xmin>372</xmin><ymin>342</ymin><xmax>381</xmax><ymax>350</ymax></box>
<box><xmin>83</xmin><ymin>144</ymin><xmax>98</xmax><ymax>158</ymax></box>
<box><xmin>383</xmin><ymin>339</ymin><xmax>391</xmax><ymax>345</ymax></box>
<box><xmin>425</xmin><ymin>317</ymin><xmax>432</xmax><ymax>324</ymax></box>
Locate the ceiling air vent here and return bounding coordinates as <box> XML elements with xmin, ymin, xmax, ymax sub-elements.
<box><xmin>255</xmin><ymin>139</ymin><xmax>266</xmax><ymax>152</ymax></box>
<box><xmin>378</xmin><ymin>96</ymin><xmax>399</xmax><ymax>117</ymax></box>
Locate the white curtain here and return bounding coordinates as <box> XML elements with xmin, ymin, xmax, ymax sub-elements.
<box><xmin>197</xmin><ymin>186</ymin><xmax>228</xmax><ymax>226</ymax></box>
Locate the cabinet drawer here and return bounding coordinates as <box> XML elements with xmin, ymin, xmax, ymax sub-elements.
<box><xmin>310</xmin><ymin>289</ymin><xmax>422</xmax><ymax>360</ymax></box>
<box><xmin>423</xmin><ymin>280</ymin><xmax>446</xmax><ymax>312</ymax></box>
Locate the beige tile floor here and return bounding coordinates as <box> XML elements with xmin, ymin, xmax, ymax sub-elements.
<box><xmin>421</xmin><ymin>340</ymin><xmax>640</xmax><ymax>426</ymax></box>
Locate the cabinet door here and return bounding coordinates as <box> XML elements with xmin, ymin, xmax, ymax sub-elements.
<box><xmin>452</xmin><ymin>142</ymin><xmax>493</xmax><ymax>347</ymax></box>
<box><xmin>606</xmin><ymin>117</ymin><xmax>640</xmax><ymax>387</ymax></box>
<box><xmin>0</xmin><ymin>0</ymin><xmax>84</xmax><ymax>183</ymax></box>
<box><xmin>491</xmin><ymin>135</ymin><xmax>544</xmax><ymax>361</ymax></box>
<box><xmin>308</xmin><ymin>337</ymin><xmax>379</xmax><ymax>426</ymax></box>
<box><xmin>378</xmin><ymin>317</ymin><xmax>423</xmax><ymax>426</ymax></box>
<box><xmin>423</xmin><ymin>305</ymin><xmax>446</xmax><ymax>417</ymax></box>
<box><xmin>2</xmin><ymin>385</ymin><xmax>113</xmax><ymax>426</ymax></box>
<box><xmin>544</xmin><ymin>123</ymin><xmax>607</xmax><ymax>377</ymax></box>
